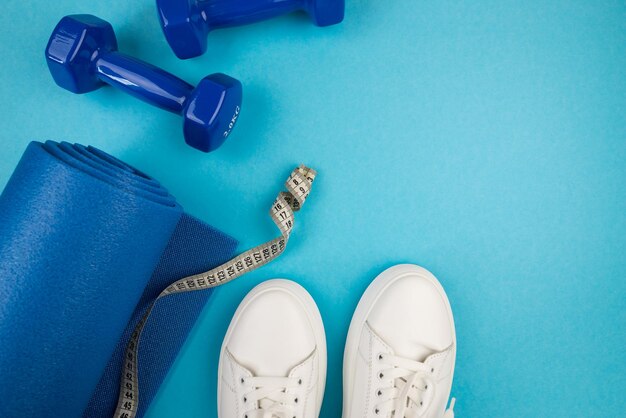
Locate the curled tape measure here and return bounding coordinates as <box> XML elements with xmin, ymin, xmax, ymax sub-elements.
<box><xmin>113</xmin><ymin>165</ymin><xmax>316</xmax><ymax>418</ymax></box>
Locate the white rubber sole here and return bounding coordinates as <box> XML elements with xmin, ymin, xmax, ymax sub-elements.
<box><xmin>217</xmin><ymin>279</ymin><xmax>327</xmax><ymax>417</ymax></box>
<box><xmin>342</xmin><ymin>264</ymin><xmax>456</xmax><ymax>417</ymax></box>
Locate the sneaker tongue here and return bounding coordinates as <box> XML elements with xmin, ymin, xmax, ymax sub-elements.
<box><xmin>369</xmin><ymin>322</ymin><xmax>437</xmax><ymax>362</ymax></box>
<box><xmin>258</xmin><ymin>398</ymin><xmax>275</xmax><ymax>410</ymax></box>
<box><xmin>244</xmin><ymin>348</ymin><xmax>314</xmax><ymax>378</ymax></box>
<box><xmin>248</xmin><ymin>356</ymin><xmax>298</xmax><ymax>378</ymax></box>
<box><xmin>394</xmin><ymin>340</ymin><xmax>434</xmax><ymax>363</ymax></box>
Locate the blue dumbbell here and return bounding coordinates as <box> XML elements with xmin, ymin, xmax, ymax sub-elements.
<box><xmin>45</xmin><ymin>14</ymin><xmax>242</xmax><ymax>152</ymax></box>
<box><xmin>157</xmin><ymin>0</ymin><xmax>345</xmax><ymax>59</ymax></box>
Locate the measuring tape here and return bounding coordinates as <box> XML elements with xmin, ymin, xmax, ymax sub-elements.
<box><xmin>113</xmin><ymin>165</ymin><xmax>317</xmax><ymax>418</ymax></box>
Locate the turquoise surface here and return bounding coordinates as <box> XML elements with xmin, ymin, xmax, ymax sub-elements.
<box><xmin>1</xmin><ymin>1</ymin><xmax>625</xmax><ymax>417</ymax></box>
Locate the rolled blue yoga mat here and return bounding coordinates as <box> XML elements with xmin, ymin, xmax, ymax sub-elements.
<box><xmin>0</xmin><ymin>141</ymin><xmax>238</xmax><ymax>418</ymax></box>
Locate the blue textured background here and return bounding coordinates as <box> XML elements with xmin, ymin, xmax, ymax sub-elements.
<box><xmin>1</xmin><ymin>1</ymin><xmax>624</xmax><ymax>417</ymax></box>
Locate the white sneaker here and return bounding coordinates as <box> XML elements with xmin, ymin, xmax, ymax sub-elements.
<box><xmin>342</xmin><ymin>265</ymin><xmax>457</xmax><ymax>418</ymax></box>
<box><xmin>218</xmin><ymin>279</ymin><xmax>327</xmax><ymax>418</ymax></box>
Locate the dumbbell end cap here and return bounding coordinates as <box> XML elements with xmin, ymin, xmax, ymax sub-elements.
<box><xmin>183</xmin><ymin>74</ymin><xmax>243</xmax><ymax>152</ymax></box>
<box><xmin>310</xmin><ymin>0</ymin><xmax>345</xmax><ymax>26</ymax></box>
<box><xmin>45</xmin><ymin>14</ymin><xmax>117</xmax><ymax>93</ymax></box>
<box><xmin>157</xmin><ymin>0</ymin><xmax>208</xmax><ymax>59</ymax></box>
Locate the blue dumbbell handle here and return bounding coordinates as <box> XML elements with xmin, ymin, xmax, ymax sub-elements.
<box><xmin>94</xmin><ymin>50</ymin><xmax>193</xmax><ymax>114</ymax></box>
<box><xmin>201</xmin><ymin>0</ymin><xmax>305</xmax><ymax>28</ymax></box>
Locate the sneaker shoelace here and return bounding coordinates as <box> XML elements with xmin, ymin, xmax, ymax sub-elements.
<box><xmin>374</xmin><ymin>353</ymin><xmax>456</xmax><ymax>418</ymax></box>
<box><xmin>243</xmin><ymin>376</ymin><xmax>302</xmax><ymax>418</ymax></box>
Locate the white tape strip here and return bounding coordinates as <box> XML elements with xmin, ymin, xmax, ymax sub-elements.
<box><xmin>113</xmin><ymin>165</ymin><xmax>317</xmax><ymax>418</ymax></box>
